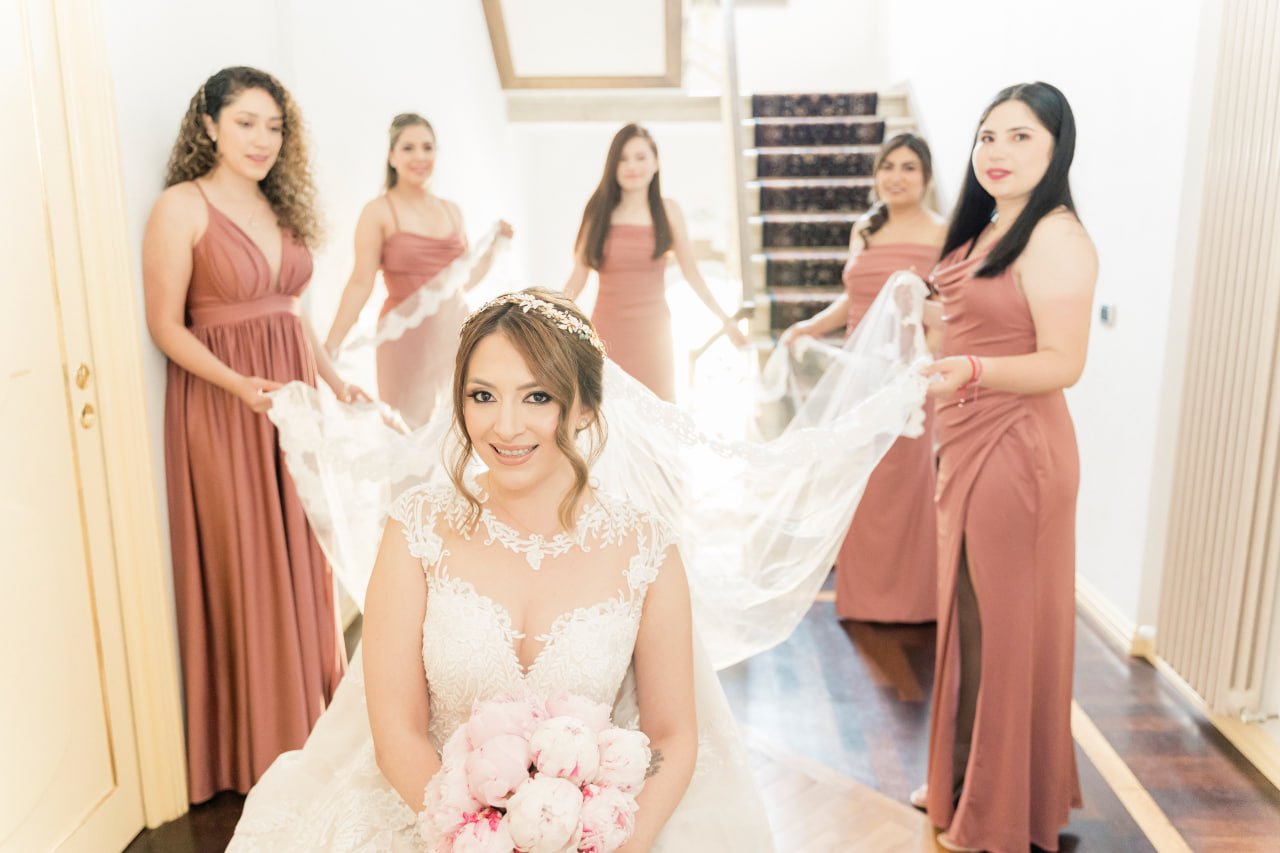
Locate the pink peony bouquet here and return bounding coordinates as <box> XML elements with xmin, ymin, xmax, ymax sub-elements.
<box><xmin>419</xmin><ymin>691</ymin><xmax>651</xmax><ymax>853</ymax></box>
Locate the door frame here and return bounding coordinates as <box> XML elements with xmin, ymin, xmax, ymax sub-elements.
<box><xmin>45</xmin><ymin>0</ymin><xmax>189</xmax><ymax>826</ymax></box>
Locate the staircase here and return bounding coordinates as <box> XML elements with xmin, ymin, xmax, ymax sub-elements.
<box><xmin>742</xmin><ymin>91</ymin><xmax>918</xmax><ymax>337</ymax></box>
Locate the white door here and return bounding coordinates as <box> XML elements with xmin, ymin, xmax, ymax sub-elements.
<box><xmin>0</xmin><ymin>0</ymin><xmax>146</xmax><ymax>850</ymax></box>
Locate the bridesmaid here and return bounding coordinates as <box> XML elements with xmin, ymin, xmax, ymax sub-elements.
<box><xmin>781</xmin><ymin>133</ymin><xmax>944</xmax><ymax>623</ymax></box>
<box><xmin>563</xmin><ymin>123</ymin><xmax>746</xmax><ymax>401</ymax></box>
<box><xmin>324</xmin><ymin>113</ymin><xmax>513</xmax><ymax>427</ymax></box>
<box><xmin>142</xmin><ymin>66</ymin><xmax>364</xmax><ymax>802</ymax></box>
<box><xmin>914</xmin><ymin>82</ymin><xmax>1097</xmax><ymax>852</ymax></box>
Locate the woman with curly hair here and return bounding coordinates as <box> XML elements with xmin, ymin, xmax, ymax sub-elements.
<box><xmin>142</xmin><ymin>65</ymin><xmax>364</xmax><ymax>803</ymax></box>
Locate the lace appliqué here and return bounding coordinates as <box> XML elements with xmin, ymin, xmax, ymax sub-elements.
<box><xmin>391</xmin><ymin>481</ymin><xmax>672</xmax><ymax>750</ymax></box>
<box><xmin>459</xmin><ymin>482</ymin><xmax>648</xmax><ymax>571</ymax></box>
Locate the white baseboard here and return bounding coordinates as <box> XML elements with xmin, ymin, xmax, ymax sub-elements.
<box><xmin>1075</xmin><ymin>574</ymin><xmax>1280</xmax><ymax>792</ymax></box>
<box><xmin>1075</xmin><ymin>575</ymin><xmax>1145</xmax><ymax>656</ymax></box>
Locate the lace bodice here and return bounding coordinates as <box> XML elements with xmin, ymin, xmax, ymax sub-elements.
<box><xmin>388</xmin><ymin>482</ymin><xmax>673</xmax><ymax>750</ymax></box>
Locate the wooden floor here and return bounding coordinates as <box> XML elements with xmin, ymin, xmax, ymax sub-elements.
<box><xmin>128</xmin><ymin>595</ymin><xmax>1280</xmax><ymax>852</ymax></box>
<box><xmin>748</xmin><ymin>728</ymin><xmax>935</xmax><ymax>852</ymax></box>
<box><xmin>720</xmin><ymin>601</ymin><xmax>1156</xmax><ymax>852</ymax></box>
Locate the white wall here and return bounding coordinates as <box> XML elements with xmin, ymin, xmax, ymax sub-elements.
<box><xmin>877</xmin><ymin>0</ymin><xmax>1213</xmax><ymax>631</ymax></box>
<box><xmin>103</xmin><ymin>0</ymin><xmax>517</xmax><ymax>590</ymax></box>
<box><xmin>734</xmin><ymin>0</ymin><xmax>887</xmax><ymax>93</ymax></box>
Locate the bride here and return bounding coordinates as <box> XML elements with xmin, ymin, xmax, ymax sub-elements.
<box><xmin>228</xmin><ymin>290</ymin><xmax>774</xmax><ymax>851</ymax></box>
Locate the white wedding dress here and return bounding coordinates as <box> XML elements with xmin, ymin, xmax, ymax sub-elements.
<box><xmin>228</xmin><ymin>480</ymin><xmax>774</xmax><ymax>852</ymax></box>
<box><xmin>229</xmin><ymin>270</ymin><xmax>934</xmax><ymax>851</ymax></box>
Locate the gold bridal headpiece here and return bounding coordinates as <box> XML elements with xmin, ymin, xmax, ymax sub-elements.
<box><xmin>464</xmin><ymin>292</ymin><xmax>607</xmax><ymax>357</ymax></box>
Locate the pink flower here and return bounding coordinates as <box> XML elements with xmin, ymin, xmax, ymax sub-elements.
<box><xmin>530</xmin><ymin>717</ymin><xmax>600</xmax><ymax>784</ymax></box>
<box><xmin>441</xmin><ymin>726</ymin><xmax>473</xmax><ymax>767</ymax></box>
<box><xmin>452</xmin><ymin>808</ymin><xmax>516</xmax><ymax>853</ymax></box>
<box><xmin>465</xmin><ymin>733</ymin><xmax>532</xmax><ymax>807</ymax></box>
<box><xmin>578</xmin><ymin>784</ymin><xmax>638</xmax><ymax>853</ymax></box>
<box><xmin>466</xmin><ymin>694</ymin><xmax>546</xmax><ymax>748</ymax></box>
<box><xmin>544</xmin><ymin>691</ymin><xmax>612</xmax><ymax>734</ymax></box>
<box><xmin>420</xmin><ymin>763</ymin><xmax>481</xmax><ymax>844</ymax></box>
<box><xmin>594</xmin><ymin>728</ymin><xmax>651</xmax><ymax>794</ymax></box>
<box><xmin>505</xmin><ymin>776</ymin><xmax>584</xmax><ymax>853</ymax></box>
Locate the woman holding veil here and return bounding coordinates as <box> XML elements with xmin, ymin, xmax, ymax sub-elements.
<box><xmin>231</xmin><ymin>269</ymin><xmax>933</xmax><ymax>848</ymax></box>
<box><xmin>325</xmin><ymin>113</ymin><xmax>514</xmax><ymax>427</ymax></box>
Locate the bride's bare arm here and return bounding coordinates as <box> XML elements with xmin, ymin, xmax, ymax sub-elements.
<box><xmin>363</xmin><ymin>517</ymin><xmax>439</xmax><ymax>810</ymax></box>
<box><xmin>622</xmin><ymin>546</ymin><xmax>698</xmax><ymax>851</ymax></box>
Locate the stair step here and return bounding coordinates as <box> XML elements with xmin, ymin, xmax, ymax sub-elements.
<box><xmin>751</xmin><ymin>92</ymin><xmax>879</xmax><ymax>118</ymax></box>
<box><xmin>750</xmin><ymin>119</ymin><xmax>885</xmax><ymax>148</ymax></box>
<box><xmin>746</xmin><ymin>115</ymin><xmax>888</xmax><ymax>126</ymax></box>
<box><xmin>753</xmin><ymin>150</ymin><xmax>876</xmax><ymax>179</ymax></box>
<box><xmin>763</xmin><ymin>290</ymin><xmax>844</xmax><ymax>330</ymax></box>
<box><xmin>748</xmin><ymin>177</ymin><xmax>875</xmax><ymax>189</ymax></box>
<box><xmin>741</xmin><ymin>116</ymin><xmax>913</xmax><ymax>150</ymax></box>
<box><xmin>752</xmin><ymin>216</ymin><xmax>856</xmax><ymax>250</ymax></box>
<box><xmin>747</xmin><ymin>145</ymin><xmax>882</xmax><ymax>156</ymax></box>
<box><xmin>753</xmin><ymin>250</ymin><xmax>848</xmax><ymax>261</ymax></box>
<box><xmin>763</xmin><ymin>256</ymin><xmax>847</xmax><ymax>288</ymax></box>
<box><xmin>756</xmin><ymin>182</ymin><xmax>873</xmax><ymax>214</ymax></box>
<box><xmin>750</xmin><ymin>212</ymin><xmax>861</xmax><ymax>223</ymax></box>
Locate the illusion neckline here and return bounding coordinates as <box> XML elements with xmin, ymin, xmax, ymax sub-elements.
<box><xmin>469</xmin><ymin>483</ymin><xmax>602</xmax><ymax>570</ymax></box>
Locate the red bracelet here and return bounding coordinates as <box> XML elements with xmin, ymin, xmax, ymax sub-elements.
<box><xmin>967</xmin><ymin>355</ymin><xmax>983</xmax><ymax>387</ymax></box>
<box><xmin>957</xmin><ymin>355</ymin><xmax>983</xmax><ymax>407</ymax></box>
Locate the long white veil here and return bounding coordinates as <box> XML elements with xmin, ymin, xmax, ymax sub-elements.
<box><xmin>270</xmin><ymin>270</ymin><xmax>931</xmax><ymax>665</ymax></box>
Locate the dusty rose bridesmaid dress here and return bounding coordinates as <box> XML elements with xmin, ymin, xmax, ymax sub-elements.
<box><xmin>924</xmin><ymin>242</ymin><xmax>1082</xmax><ymax>852</ymax></box>
<box><xmin>835</xmin><ymin>242</ymin><xmax>938</xmax><ymax>623</ymax></box>
<box><xmin>165</xmin><ymin>183</ymin><xmax>345</xmax><ymax>803</ymax></box>
<box><xmin>375</xmin><ymin>196</ymin><xmax>468</xmax><ymax>427</ymax></box>
<box><xmin>590</xmin><ymin>224</ymin><xmax>674</xmax><ymax>401</ymax></box>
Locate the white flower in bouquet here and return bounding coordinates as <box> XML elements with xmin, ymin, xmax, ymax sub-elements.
<box><xmin>452</xmin><ymin>808</ymin><xmax>516</xmax><ymax>853</ymax></box>
<box><xmin>466</xmin><ymin>694</ymin><xmax>546</xmax><ymax>747</ymax></box>
<box><xmin>594</xmin><ymin>728</ymin><xmax>651</xmax><ymax>794</ymax></box>
<box><xmin>578</xmin><ymin>783</ymin><xmax>638</xmax><ymax>853</ymax></box>
<box><xmin>530</xmin><ymin>716</ymin><xmax>601</xmax><ymax>784</ymax></box>
<box><xmin>505</xmin><ymin>775</ymin><xmax>584</xmax><ymax>853</ymax></box>
<box><xmin>544</xmin><ymin>691</ymin><xmax>612</xmax><ymax>734</ymax></box>
<box><xmin>465</xmin><ymin>733</ymin><xmax>534</xmax><ymax>807</ymax></box>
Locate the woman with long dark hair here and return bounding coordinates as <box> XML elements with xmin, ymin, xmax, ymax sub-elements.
<box><xmin>324</xmin><ymin>113</ymin><xmax>513</xmax><ymax>427</ymax></box>
<box><xmin>564</xmin><ymin>123</ymin><xmax>746</xmax><ymax>401</ymax></box>
<box><xmin>914</xmin><ymin>82</ymin><xmax>1097</xmax><ymax>852</ymax></box>
<box><xmin>782</xmin><ymin>132</ymin><xmax>945</xmax><ymax>624</ymax></box>
<box><xmin>142</xmin><ymin>66</ymin><xmax>361</xmax><ymax>802</ymax></box>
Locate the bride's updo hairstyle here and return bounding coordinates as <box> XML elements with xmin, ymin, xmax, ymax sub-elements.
<box><xmin>450</xmin><ymin>288</ymin><xmax>607</xmax><ymax>529</ymax></box>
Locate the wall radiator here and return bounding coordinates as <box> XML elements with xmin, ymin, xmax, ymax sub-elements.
<box><xmin>1157</xmin><ymin>0</ymin><xmax>1280</xmax><ymax>717</ymax></box>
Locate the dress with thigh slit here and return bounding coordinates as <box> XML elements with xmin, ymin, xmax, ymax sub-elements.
<box><xmin>923</xmin><ymin>242</ymin><xmax>1082</xmax><ymax>853</ymax></box>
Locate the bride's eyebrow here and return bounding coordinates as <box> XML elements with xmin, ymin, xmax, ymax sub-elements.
<box><xmin>466</xmin><ymin>378</ymin><xmax>542</xmax><ymax>390</ymax></box>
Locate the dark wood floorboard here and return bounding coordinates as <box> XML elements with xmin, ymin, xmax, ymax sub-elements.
<box><xmin>1073</xmin><ymin>615</ymin><xmax>1280</xmax><ymax>851</ymax></box>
